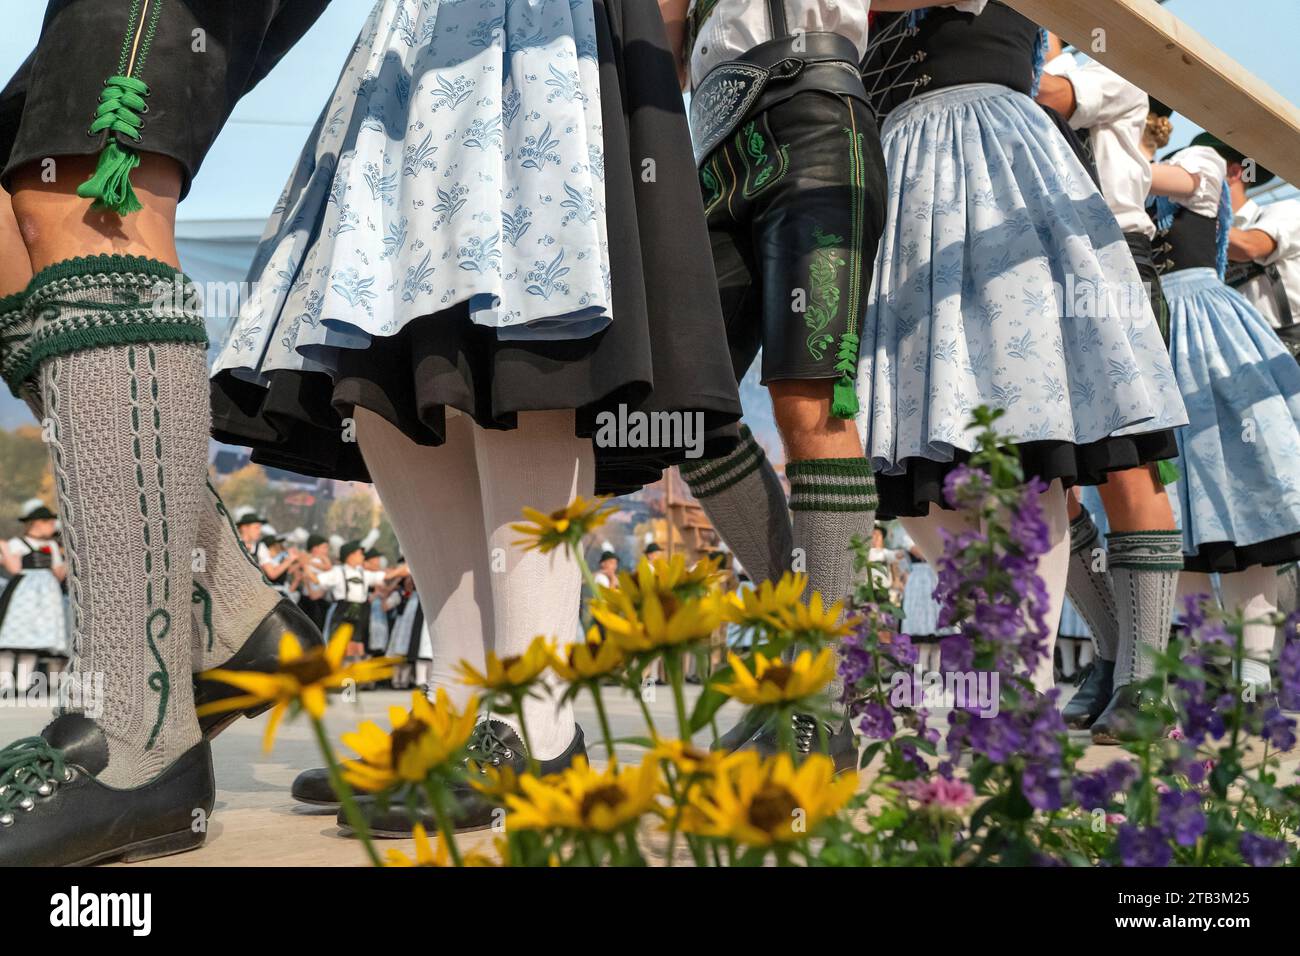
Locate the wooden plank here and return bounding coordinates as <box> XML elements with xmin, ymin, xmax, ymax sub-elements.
<box><xmin>1003</xmin><ymin>0</ymin><xmax>1300</xmax><ymax>183</ymax></box>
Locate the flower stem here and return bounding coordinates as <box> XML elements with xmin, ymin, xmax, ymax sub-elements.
<box><xmin>424</xmin><ymin>779</ymin><xmax>464</xmax><ymax>867</ymax></box>
<box><xmin>590</xmin><ymin>684</ymin><xmax>617</xmax><ymax>761</ymax></box>
<box><xmin>311</xmin><ymin>717</ymin><xmax>381</xmax><ymax>867</ymax></box>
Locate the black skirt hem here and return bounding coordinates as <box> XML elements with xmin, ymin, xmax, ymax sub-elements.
<box><xmin>1183</xmin><ymin>533</ymin><xmax>1300</xmax><ymax>574</ymax></box>
<box><xmin>876</xmin><ymin>430</ymin><xmax>1180</xmax><ymax>519</ymax></box>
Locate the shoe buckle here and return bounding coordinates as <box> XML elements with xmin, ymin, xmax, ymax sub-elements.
<box><xmin>0</xmin><ymin>813</ymin><xmax>13</xmax><ymax>827</ymax></box>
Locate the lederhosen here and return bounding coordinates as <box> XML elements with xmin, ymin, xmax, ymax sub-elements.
<box><xmin>688</xmin><ymin>0</ymin><xmax>887</xmax><ymax>416</ymax></box>
<box><xmin>333</xmin><ymin>571</ymin><xmax>372</xmax><ymax>650</ymax></box>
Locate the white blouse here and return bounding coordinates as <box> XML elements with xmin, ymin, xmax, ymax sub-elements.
<box><xmin>1167</xmin><ymin>145</ymin><xmax>1227</xmax><ymax>218</ymax></box>
<box><xmin>1045</xmin><ymin>53</ymin><xmax>1154</xmax><ymax>239</ymax></box>
<box><xmin>314</xmin><ymin>565</ymin><xmax>386</xmax><ymax>603</ymax></box>
<box><xmin>1234</xmin><ymin>197</ymin><xmax>1300</xmax><ymax>329</ymax></box>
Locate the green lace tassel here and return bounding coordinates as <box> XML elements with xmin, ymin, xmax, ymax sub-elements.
<box><xmin>832</xmin><ymin>375</ymin><xmax>858</xmax><ymax>418</ymax></box>
<box><xmin>1157</xmin><ymin>458</ymin><xmax>1181</xmax><ymax>486</ymax></box>
<box><xmin>77</xmin><ymin>140</ymin><xmax>143</xmax><ymax>216</ymax></box>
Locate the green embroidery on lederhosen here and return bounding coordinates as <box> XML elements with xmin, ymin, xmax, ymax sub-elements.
<box><xmin>735</xmin><ymin>119</ymin><xmax>790</xmax><ymax>199</ymax></box>
<box><xmin>831</xmin><ymin>117</ymin><xmax>869</xmax><ymax>417</ymax></box>
<box><xmin>130</xmin><ymin>346</ymin><xmax>169</xmax><ymax>750</ymax></box>
<box><xmin>806</xmin><ymin>228</ymin><xmax>847</xmax><ymax>362</ymax></box>
<box><xmin>701</xmin><ymin>155</ymin><xmax>726</xmax><ymax>216</ymax></box>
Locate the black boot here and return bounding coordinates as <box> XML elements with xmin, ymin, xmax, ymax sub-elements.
<box><xmin>0</xmin><ymin>715</ymin><xmax>215</xmax><ymax>866</ymax></box>
<box><xmin>1062</xmin><ymin>658</ymin><xmax>1115</xmax><ymax>729</ymax></box>
<box><xmin>711</xmin><ymin>707</ymin><xmax>772</xmax><ymax>754</ymax></box>
<box><xmin>338</xmin><ymin>720</ymin><xmax>587</xmax><ymax>837</ymax></box>
<box><xmin>195</xmin><ymin>598</ymin><xmax>324</xmax><ymax>739</ymax></box>
<box><xmin>1090</xmin><ymin>683</ymin><xmax>1167</xmax><ymax>745</ymax></box>
<box><xmin>736</xmin><ymin>712</ymin><xmax>858</xmax><ymax>775</ymax></box>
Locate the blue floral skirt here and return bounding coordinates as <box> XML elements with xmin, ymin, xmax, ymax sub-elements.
<box><xmin>856</xmin><ymin>84</ymin><xmax>1187</xmax><ymax>517</ymax></box>
<box><xmin>211</xmin><ymin>0</ymin><xmax>741</xmax><ymax>496</ymax></box>
<box><xmin>0</xmin><ymin>570</ymin><xmax>69</xmax><ymax>655</ymax></box>
<box><xmin>1165</xmin><ymin>268</ymin><xmax>1300</xmax><ymax>572</ymax></box>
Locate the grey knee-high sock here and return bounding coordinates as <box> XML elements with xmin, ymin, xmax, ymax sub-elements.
<box><xmin>1066</xmin><ymin>507</ymin><xmax>1119</xmax><ymax>661</ymax></box>
<box><xmin>679</xmin><ymin>425</ymin><xmax>793</xmax><ymax>584</ymax></box>
<box><xmin>0</xmin><ymin>291</ymin><xmax>43</xmax><ymax>420</ymax></box>
<box><xmin>30</xmin><ymin>256</ymin><xmax>209</xmax><ymax>788</ymax></box>
<box><xmin>787</xmin><ymin>458</ymin><xmax>878</xmax><ymax>702</ymax></box>
<box><xmin>191</xmin><ymin>479</ymin><xmax>280</xmax><ymax>671</ymax></box>
<box><xmin>1108</xmin><ymin>531</ymin><xmax>1183</xmax><ymax>689</ymax></box>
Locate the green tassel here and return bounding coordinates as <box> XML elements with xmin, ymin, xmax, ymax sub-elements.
<box><xmin>831</xmin><ymin>375</ymin><xmax>858</xmax><ymax>418</ymax></box>
<box><xmin>76</xmin><ymin>141</ymin><xmax>143</xmax><ymax>216</ymax></box>
<box><xmin>1156</xmin><ymin>458</ymin><xmax>1181</xmax><ymax>486</ymax></box>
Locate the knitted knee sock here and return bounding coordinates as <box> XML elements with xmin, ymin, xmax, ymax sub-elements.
<box><xmin>474</xmin><ymin>411</ymin><xmax>593</xmax><ymax>760</ymax></box>
<box><xmin>679</xmin><ymin>425</ymin><xmax>793</xmax><ymax>585</ymax></box>
<box><xmin>1066</xmin><ymin>507</ymin><xmax>1119</xmax><ymax>660</ymax></box>
<box><xmin>1108</xmin><ymin>531</ymin><xmax>1183</xmax><ymax>689</ymax></box>
<box><xmin>30</xmin><ymin>256</ymin><xmax>209</xmax><ymax>788</ymax></box>
<box><xmin>190</xmin><ymin>479</ymin><xmax>280</xmax><ymax>670</ymax></box>
<box><xmin>787</xmin><ymin>458</ymin><xmax>877</xmax><ymax>702</ymax></box>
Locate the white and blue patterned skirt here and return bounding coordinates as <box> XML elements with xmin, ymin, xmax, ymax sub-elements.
<box><xmin>856</xmin><ymin>83</ymin><xmax>1188</xmax><ymax>517</ymax></box>
<box><xmin>1164</xmin><ymin>268</ymin><xmax>1300</xmax><ymax>572</ymax></box>
<box><xmin>0</xmin><ymin>569</ymin><xmax>70</xmax><ymax>656</ymax></box>
<box><xmin>210</xmin><ymin>0</ymin><xmax>743</xmax><ymax>496</ymax></box>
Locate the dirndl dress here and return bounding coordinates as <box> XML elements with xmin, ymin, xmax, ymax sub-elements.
<box><xmin>386</xmin><ymin>593</ymin><xmax>421</xmax><ymax>657</ymax></box>
<box><xmin>857</xmin><ymin>81</ymin><xmax>1188</xmax><ymax>517</ymax></box>
<box><xmin>210</xmin><ymin>0</ymin><xmax>741</xmax><ymax>495</ymax></box>
<box><xmin>0</xmin><ymin>539</ymin><xmax>70</xmax><ymax>656</ymax></box>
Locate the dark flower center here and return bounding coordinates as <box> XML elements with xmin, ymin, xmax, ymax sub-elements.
<box><xmin>281</xmin><ymin>651</ymin><xmax>333</xmax><ymax>685</ymax></box>
<box><xmin>579</xmin><ymin>784</ymin><xmax>627</xmax><ymax>822</ymax></box>
<box><xmin>390</xmin><ymin>718</ymin><xmax>431</xmax><ymax>768</ymax></box>
<box><xmin>498</xmin><ymin>655</ymin><xmax>522</xmax><ymax>672</ymax></box>
<box><xmin>761</xmin><ymin>665</ymin><xmax>793</xmax><ymax>691</ymax></box>
<box><xmin>748</xmin><ymin>784</ymin><xmax>798</xmax><ymax>833</ymax></box>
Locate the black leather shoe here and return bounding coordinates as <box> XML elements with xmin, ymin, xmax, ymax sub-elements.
<box><xmin>738</xmin><ymin>712</ymin><xmax>858</xmax><ymax>775</ymax></box>
<box><xmin>1062</xmin><ymin>658</ymin><xmax>1115</xmax><ymax>729</ymax></box>
<box><xmin>340</xmin><ymin>720</ymin><xmax>587</xmax><ymax>837</ymax></box>
<box><xmin>712</xmin><ymin>707</ymin><xmax>772</xmax><ymax>753</ymax></box>
<box><xmin>1090</xmin><ymin>683</ymin><xmax>1167</xmax><ymax>745</ymax></box>
<box><xmin>0</xmin><ymin>714</ymin><xmax>215</xmax><ymax>866</ymax></box>
<box><xmin>195</xmin><ymin>598</ymin><xmax>324</xmax><ymax>739</ymax></box>
<box><xmin>290</xmin><ymin>767</ymin><xmax>340</xmax><ymax>807</ymax></box>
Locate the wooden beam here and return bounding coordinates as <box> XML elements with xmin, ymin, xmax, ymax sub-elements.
<box><xmin>1003</xmin><ymin>0</ymin><xmax>1300</xmax><ymax>183</ymax></box>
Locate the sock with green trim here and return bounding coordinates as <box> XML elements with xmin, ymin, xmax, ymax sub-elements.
<box><xmin>191</xmin><ymin>481</ymin><xmax>280</xmax><ymax>671</ymax></box>
<box><xmin>31</xmin><ymin>256</ymin><xmax>208</xmax><ymax>788</ymax></box>
<box><xmin>787</xmin><ymin>457</ymin><xmax>877</xmax><ymax>702</ymax></box>
<box><xmin>1066</xmin><ymin>507</ymin><xmax>1119</xmax><ymax>661</ymax></box>
<box><xmin>0</xmin><ymin>291</ymin><xmax>43</xmax><ymax>419</ymax></box>
<box><xmin>1108</xmin><ymin>530</ymin><xmax>1183</xmax><ymax>689</ymax></box>
<box><xmin>679</xmin><ymin>425</ymin><xmax>793</xmax><ymax>586</ymax></box>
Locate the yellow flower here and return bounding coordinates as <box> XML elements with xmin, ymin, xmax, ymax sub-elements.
<box><xmin>383</xmin><ymin>824</ymin><xmax>499</xmax><ymax>867</ymax></box>
<box><xmin>197</xmin><ymin>626</ymin><xmax>399</xmax><ymax>752</ymax></box>
<box><xmin>549</xmin><ymin>627</ymin><xmax>625</xmax><ymax>682</ymax></box>
<box><xmin>649</xmin><ymin>737</ymin><xmax>742</xmax><ymax>779</ymax></box>
<box><xmin>511</xmin><ymin>496</ymin><xmax>617</xmax><ymax>554</ymax></box>
<box><xmin>681</xmin><ymin>752</ymin><xmax>857</xmax><ymax>845</ymax></box>
<box><xmin>340</xmin><ymin>688</ymin><xmax>479</xmax><ymax>792</ymax></box>
<box><xmin>505</xmin><ymin>756</ymin><xmax>662</xmax><ymax>833</ymax></box>
<box><xmin>771</xmin><ymin>589</ymin><xmax>855</xmax><ymax>641</ymax></box>
<box><xmin>712</xmin><ymin>647</ymin><xmax>836</xmax><ymax>706</ymax></box>
<box><xmin>470</xmin><ymin>762</ymin><xmax>523</xmax><ymax>801</ymax></box>
<box><xmin>723</xmin><ymin>572</ymin><xmax>809</xmax><ymax>630</ymax></box>
<box><xmin>589</xmin><ymin>557</ymin><xmax>727</xmax><ymax>654</ymax></box>
<box><xmin>456</xmin><ymin>636</ymin><xmax>553</xmax><ymax>691</ymax></box>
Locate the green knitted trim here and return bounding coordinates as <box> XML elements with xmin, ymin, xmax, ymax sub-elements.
<box><xmin>1106</xmin><ymin>531</ymin><xmax>1184</xmax><ymax>571</ymax></box>
<box><xmin>0</xmin><ymin>292</ymin><xmax>24</xmax><ymax>315</ymax></box>
<box><xmin>682</xmin><ymin>443</ymin><xmax>763</xmax><ymax>498</ymax></box>
<box><xmin>786</xmin><ymin>457</ymin><xmax>875</xmax><ymax>481</ymax></box>
<box><xmin>679</xmin><ymin>426</ymin><xmax>759</xmax><ymax>481</ymax></box>
<box><xmin>1104</xmin><ymin>530</ymin><xmax>1183</xmax><ymax>540</ymax></box>
<box><xmin>26</xmin><ymin>254</ymin><xmax>194</xmax><ymax>293</ymax></box>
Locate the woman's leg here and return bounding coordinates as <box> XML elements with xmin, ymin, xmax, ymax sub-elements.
<box><xmin>15</xmin><ymin>652</ymin><xmax>38</xmax><ymax>693</ymax></box>
<box><xmin>472</xmin><ymin>411</ymin><xmax>594</xmax><ymax>761</ymax></box>
<box><xmin>1218</xmin><ymin>565</ymin><xmax>1279</xmax><ymax>691</ymax></box>
<box><xmin>355</xmin><ymin>408</ymin><xmax>493</xmax><ymax>711</ymax></box>
<box><xmin>0</xmin><ymin>651</ymin><xmax>14</xmax><ymax>693</ymax></box>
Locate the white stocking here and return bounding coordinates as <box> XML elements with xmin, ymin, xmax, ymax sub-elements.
<box><xmin>473</xmin><ymin>410</ymin><xmax>594</xmax><ymax>761</ymax></box>
<box><xmin>1219</xmin><ymin>565</ymin><xmax>1278</xmax><ymax>686</ymax></box>
<box><xmin>356</xmin><ymin>409</ymin><xmax>493</xmax><ymax>711</ymax></box>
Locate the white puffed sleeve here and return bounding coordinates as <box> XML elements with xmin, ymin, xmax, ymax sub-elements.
<box><xmin>1169</xmin><ymin>145</ymin><xmax>1227</xmax><ymax>217</ymax></box>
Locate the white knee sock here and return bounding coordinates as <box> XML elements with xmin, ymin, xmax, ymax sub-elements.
<box><xmin>1176</xmin><ymin>571</ymin><xmax>1215</xmax><ymax>624</ymax></box>
<box><xmin>1219</xmin><ymin>565</ymin><xmax>1278</xmax><ymax>688</ymax></box>
<box><xmin>473</xmin><ymin>410</ymin><xmax>593</xmax><ymax>761</ymax></box>
<box><xmin>0</xmin><ymin>651</ymin><xmax>14</xmax><ymax>692</ymax></box>
<box><xmin>355</xmin><ymin>409</ymin><xmax>493</xmax><ymax>711</ymax></box>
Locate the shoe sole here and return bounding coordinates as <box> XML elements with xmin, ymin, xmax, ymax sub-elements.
<box><xmin>200</xmin><ymin>702</ymin><xmax>273</xmax><ymax>742</ymax></box>
<box><xmin>292</xmin><ymin>796</ymin><xmax>342</xmax><ymax>808</ymax></box>
<box><xmin>1090</xmin><ymin>731</ymin><xmax>1124</xmax><ymax>745</ymax></box>
<box><xmin>67</xmin><ymin>828</ymin><xmax>207</xmax><ymax>867</ymax></box>
<box><xmin>340</xmin><ymin>820</ymin><xmax>495</xmax><ymax>839</ymax></box>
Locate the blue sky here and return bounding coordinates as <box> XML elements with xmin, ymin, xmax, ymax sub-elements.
<box><xmin>1</xmin><ymin>0</ymin><xmax>1296</xmax><ymax>223</ymax></box>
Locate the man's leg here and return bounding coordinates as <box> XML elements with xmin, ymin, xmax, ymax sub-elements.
<box><xmin>1089</xmin><ymin>465</ymin><xmax>1184</xmax><ymax>743</ymax></box>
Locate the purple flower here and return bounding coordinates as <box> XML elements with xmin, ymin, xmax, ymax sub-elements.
<box><xmin>1022</xmin><ymin>760</ymin><xmax>1065</xmax><ymax>811</ymax></box>
<box><xmin>1158</xmin><ymin>789</ymin><xmax>1206</xmax><ymax>847</ymax></box>
<box><xmin>857</xmin><ymin>700</ymin><xmax>896</xmax><ymax>740</ymax></box>
<box><xmin>1278</xmin><ymin>629</ymin><xmax>1300</xmax><ymax>710</ymax></box>
<box><xmin>1117</xmin><ymin>825</ymin><xmax>1173</xmax><ymax>867</ymax></box>
<box><xmin>1260</xmin><ymin>706</ymin><xmax>1297</xmax><ymax>751</ymax></box>
<box><xmin>1238</xmin><ymin>833</ymin><xmax>1288</xmax><ymax>867</ymax></box>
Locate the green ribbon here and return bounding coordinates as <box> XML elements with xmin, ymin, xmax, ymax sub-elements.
<box><xmin>77</xmin><ymin>75</ymin><xmax>150</xmax><ymax>216</ymax></box>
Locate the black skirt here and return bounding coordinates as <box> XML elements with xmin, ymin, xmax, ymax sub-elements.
<box><xmin>210</xmin><ymin>0</ymin><xmax>742</xmax><ymax>496</ymax></box>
